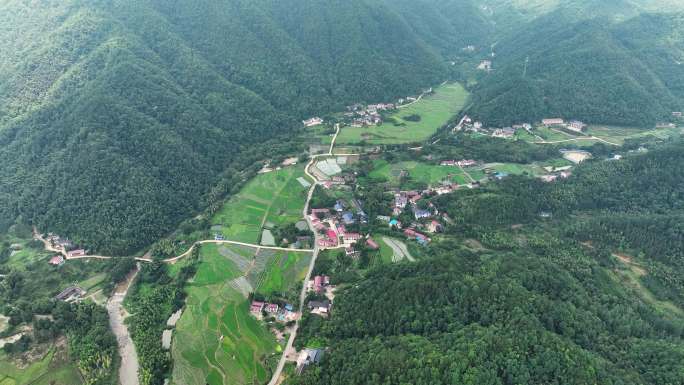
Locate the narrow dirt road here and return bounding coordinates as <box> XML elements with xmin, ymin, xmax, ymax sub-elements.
<box><xmin>107</xmin><ymin>265</ymin><xmax>140</xmax><ymax>385</ymax></box>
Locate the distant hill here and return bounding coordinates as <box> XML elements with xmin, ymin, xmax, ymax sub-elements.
<box><xmin>468</xmin><ymin>6</ymin><xmax>684</xmax><ymax>127</ymax></box>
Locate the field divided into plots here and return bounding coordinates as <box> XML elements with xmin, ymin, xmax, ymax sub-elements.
<box><xmin>336</xmin><ymin>83</ymin><xmax>469</xmax><ymax>145</ymax></box>
<box><xmin>171</xmin><ymin>244</ymin><xmax>311</xmax><ymax>385</ymax></box>
<box><xmin>211</xmin><ymin>166</ymin><xmax>309</xmax><ymax>244</ymax></box>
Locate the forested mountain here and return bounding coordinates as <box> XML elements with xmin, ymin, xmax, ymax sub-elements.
<box><xmin>1</xmin><ymin>0</ymin><xmax>683</xmax><ymax>254</ymax></box>
<box><xmin>0</xmin><ymin>0</ymin><xmax>452</xmax><ymax>254</ymax></box>
<box><xmin>469</xmin><ymin>4</ymin><xmax>684</xmax><ymax>126</ymax></box>
<box><xmin>292</xmin><ymin>141</ymin><xmax>684</xmax><ymax>385</ymax></box>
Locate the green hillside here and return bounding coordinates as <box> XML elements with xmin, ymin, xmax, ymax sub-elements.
<box><xmin>0</xmin><ymin>0</ymin><xmax>450</xmax><ymax>254</ymax></box>
<box><xmin>468</xmin><ymin>7</ymin><xmax>684</xmax><ymax>127</ymax></box>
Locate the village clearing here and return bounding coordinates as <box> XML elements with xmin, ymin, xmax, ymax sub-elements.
<box><xmin>336</xmin><ymin>82</ymin><xmax>469</xmax><ymax>145</ymax></box>
<box><xmin>211</xmin><ymin>165</ymin><xmax>308</xmax><ymax>244</ymax></box>
<box><xmin>171</xmin><ymin>244</ymin><xmax>311</xmax><ymax>385</ymax></box>
<box><xmin>613</xmin><ymin>254</ymin><xmax>683</xmax><ymax>320</ymax></box>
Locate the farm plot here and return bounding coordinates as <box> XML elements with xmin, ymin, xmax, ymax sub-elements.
<box><xmin>211</xmin><ymin>166</ymin><xmax>308</xmax><ymax>244</ymax></box>
<box><xmin>0</xmin><ymin>344</ymin><xmax>82</xmax><ymax>385</ymax></box>
<box><xmin>369</xmin><ymin>160</ymin><xmax>468</xmax><ymax>186</ymax></box>
<box><xmin>171</xmin><ymin>244</ymin><xmax>311</xmax><ymax>385</ymax></box>
<box><xmin>336</xmin><ymin>83</ymin><xmax>469</xmax><ymax>145</ymax></box>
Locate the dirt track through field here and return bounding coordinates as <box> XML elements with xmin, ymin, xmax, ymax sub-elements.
<box><xmin>382</xmin><ymin>237</ymin><xmax>415</xmax><ymax>262</ymax></box>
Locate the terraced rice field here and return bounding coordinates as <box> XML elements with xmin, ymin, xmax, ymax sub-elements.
<box><xmin>171</xmin><ymin>244</ymin><xmax>311</xmax><ymax>385</ymax></box>
<box><xmin>336</xmin><ymin>83</ymin><xmax>469</xmax><ymax>144</ymax></box>
<box><xmin>211</xmin><ymin>166</ymin><xmax>309</xmax><ymax>244</ymax></box>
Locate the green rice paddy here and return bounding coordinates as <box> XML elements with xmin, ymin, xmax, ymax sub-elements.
<box><xmin>336</xmin><ymin>83</ymin><xmax>469</xmax><ymax>144</ymax></box>
<box><xmin>171</xmin><ymin>244</ymin><xmax>311</xmax><ymax>385</ymax></box>
<box><xmin>211</xmin><ymin>166</ymin><xmax>309</xmax><ymax>244</ymax></box>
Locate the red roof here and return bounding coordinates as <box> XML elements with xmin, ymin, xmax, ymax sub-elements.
<box><xmin>49</xmin><ymin>255</ymin><xmax>64</xmax><ymax>265</ymax></box>
<box><xmin>366</xmin><ymin>238</ymin><xmax>379</xmax><ymax>250</ymax></box>
<box><xmin>326</xmin><ymin>229</ymin><xmax>338</xmax><ymax>240</ymax></box>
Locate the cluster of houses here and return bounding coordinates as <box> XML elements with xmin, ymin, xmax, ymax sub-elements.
<box><xmin>249</xmin><ymin>300</ymin><xmax>298</xmax><ymax>322</ymax></box>
<box><xmin>539</xmin><ymin>168</ymin><xmax>573</xmax><ymax>183</ymax></box>
<box><xmin>440</xmin><ymin>159</ymin><xmax>478</xmax><ymax>167</ymax></box>
<box><xmin>542</xmin><ymin>118</ymin><xmax>587</xmax><ymax>133</ymax></box>
<box><xmin>44</xmin><ymin>233</ymin><xmax>86</xmax><ymax>258</ymax></box>
<box><xmin>457</xmin><ymin>115</ymin><xmax>591</xmax><ymax>138</ymax></box>
<box><xmin>306</xmin><ymin>275</ymin><xmax>333</xmax><ymax>316</ymax></box>
<box><xmin>310</xmin><ymin>200</ymin><xmax>367</xmax><ymax>249</ymax></box>
<box><xmin>345</xmin><ymin>103</ymin><xmax>395</xmax><ymax>127</ymax></box>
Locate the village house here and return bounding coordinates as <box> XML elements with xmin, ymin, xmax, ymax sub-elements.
<box><xmin>55</xmin><ymin>286</ymin><xmax>86</xmax><ymax>302</ymax></box>
<box><xmin>345</xmin><ymin>247</ymin><xmax>360</xmax><ymax>258</ymax></box>
<box><xmin>427</xmin><ymin>220</ymin><xmax>443</xmax><ymax>233</ymax></box>
<box><xmin>303</xmin><ymin>117</ymin><xmax>324</xmax><ymax>127</ymax></box>
<box><xmin>308</xmin><ymin>300</ymin><xmax>331</xmax><ymax>315</ymax></box>
<box><xmin>250</xmin><ymin>301</ymin><xmax>265</xmax><ymax>314</ymax></box>
<box><xmin>477</xmin><ymin>60</ymin><xmax>492</xmax><ymax>71</ymax></box>
<box><xmin>414</xmin><ymin>208</ymin><xmax>432</xmax><ymax>220</ymax></box>
<box><xmin>265</xmin><ymin>303</ymin><xmax>279</xmax><ymax>314</ymax></box>
<box><xmin>673</xmin><ymin>111</ymin><xmax>682</xmax><ymax>117</ymax></box>
<box><xmin>312</xmin><ymin>275</ymin><xmax>330</xmax><ymax>293</ymax></box>
<box><xmin>567</xmin><ymin>120</ymin><xmax>586</xmax><ymax>133</ymax></box>
<box><xmin>404</xmin><ymin>229</ymin><xmax>430</xmax><ymax>245</ymax></box>
<box><xmin>296</xmin><ymin>348</ymin><xmax>324</xmax><ymax>375</ymax></box>
<box><xmin>366</xmin><ymin>238</ymin><xmax>380</xmax><ymax>250</ymax></box>
<box><xmin>343</xmin><ymin>232</ymin><xmax>362</xmax><ymax>243</ymax></box>
<box><xmin>473</xmin><ymin>121</ymin><xmax>483</xmax><ymax>130</ymax></box>
<box><xmin>540</xmin><ymin>175</ymin><xmax>558</xmax><ymax>183</ymax></box>
<box><xmin>67</xmin><ymin>249</ymin><xmax>86</xmax><ymax>258</ymax></box>
<box><xmin>492</xmin><ymin>127</ymin><xmax>516</xmax><ymax>138</ymax></box>
<box><xmin>542</xmin><ymin>118</ymin><xmax>565</xmax><ymax>127</ymax></box>
<box><xmin>48</xmin><ymin>255</ymin><xmax>64</xmax><ymax>266</ymax></box>
<box><xmin>214</xmin><ymin>233</ymin><xmax>224</xmax><ymax>241</ymax></box>
<box><xmin>440</xmin><ymin>160</ymin><xmax>457</xmax><ymax>166</ymax></box>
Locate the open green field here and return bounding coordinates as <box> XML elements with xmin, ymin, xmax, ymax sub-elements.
<box><xmin>336</xmin><ymin>83</ymin><xmax>469</xmax><ymax>144</ymax></box>
<box><xmin>467</xmin><ymin>162</ymin><xmax>546</xmax><ymax>178</ymax></box>
<box><xmin>586</xmin><ymin>125</ymin><xmax>681</xmax><ymax>145</ymax></box>
<box><xmin>211</xmin><ymin>166</ymin><xmax>309</xmax><ymax>244</ymax></box>
<box><xmin>369</xmin><ymin>160</ymin><xmax>469</xmax><ymax>186</ymax></box>
<box><xmin>171</xmin><ymin>244</ymin><xmax>311</xmax><ymax>385</ymax></box>
<box><xmin>0</xmin><ymin>345</ymin><xmax>82</xmax><ymax>385</ymax></box>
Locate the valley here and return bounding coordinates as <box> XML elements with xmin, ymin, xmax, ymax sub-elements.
<box><xmin>1</xmin><ymin>1</ymin><xmax>684</xmax><ymax>385</ymax></box>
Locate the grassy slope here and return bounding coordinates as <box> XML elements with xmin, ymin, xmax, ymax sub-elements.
<box><xmin>336</xmin><ymin>83</ymin><xmax>469</xmax><ymax>144</ymax></box>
